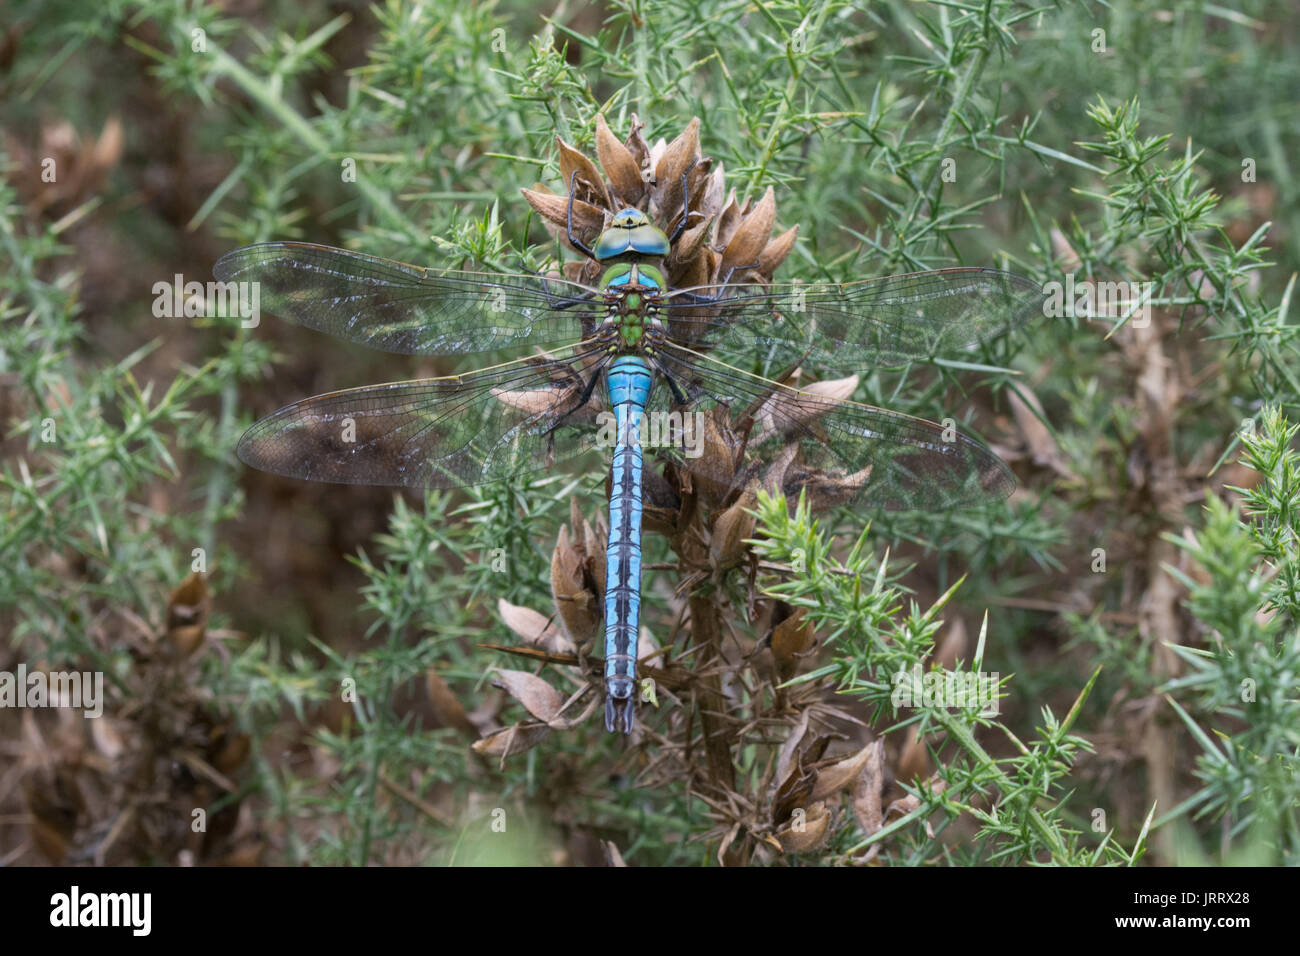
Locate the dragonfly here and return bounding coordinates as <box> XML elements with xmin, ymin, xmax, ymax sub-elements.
<box><xmin>215</xmin><ymin>188</ymin><xmax>1042</xmax><ymax>735</ymax></box>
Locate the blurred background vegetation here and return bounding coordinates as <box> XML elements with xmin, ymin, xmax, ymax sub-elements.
<box><xmin>1</xmin><ymin>0</ymin><xmax>1297</xmax><ymax>866</ymax></box>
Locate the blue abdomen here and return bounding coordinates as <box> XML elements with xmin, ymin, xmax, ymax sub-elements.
<box><xmin>603</xmin><ymin>356</ymin><xmax>652</xmax><ymax>733</ymax></box>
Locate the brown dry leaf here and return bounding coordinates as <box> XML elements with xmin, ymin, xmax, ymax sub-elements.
<box><xmin>718</xmin><ymin>186</ymin><xmax>776</xmax><ymax>279</ymax></box>
<box><xmin>758</xmin><ymin>446</ymin><xmax>799</xmax><ymax>504</ymax></box>
<box><xmin>211</xmin><ymin>731</ymin><xmax>251</xmax><ymax>776</ymax></box>
<box><xmin>23</xmin><ymin>766</ymin><xmax>86</xmax><ymax>863</ymax></box>
<box><xmin>217</xmin><ymin>842</ymin><xmax>267</xmax><ymax>867</ymax></box>
<box><xmin>669</xmin><ymin>216</ymin><xmax>715</xmax><ymax>266</ymax></box>
<box><xmin>584</xmin><ymin>515</ymin><xmax>608</xmax><ymax>597</ymax></box>
<box><xmin>758</xmin><ymin>224</ymin><xmax>799</xmax><ymax>275</ymax></box>
<box><xmin>90</xmin><ymin>717</ymin><xmax>125</xmax><ymax>760</ymax></box>
<box><xmin>701</xmin><ymin>163</ymin><xmax>726</xmax><ymax>219</ymax></box>
<box><xmin>425</xmin><ymin>668</ymin><xmax>479</xmax><ymax>738</ymax></box>
<box><xmin>791</xmin><ymin>465</ymin><xmax>874</xmax><ymax>513</ymax></box>
<box><xmin>684</xmin><ymin>249</ymin><xmax>715</xmax><ymax>289</ymax></box>
<box><xmin>652</xmin><ymin>116</ymin><xmax>700</xmax><ymax>190</ymax></box>
<box><xmin>519</xmin><ymin>184</ymin><xmax>570</xmax><ymax>226</ymax></box>
<box><xmin>557</xmin><ymin>136</ymin><xmax>610</xmax><ymax>209</ymax></box>
<box><xmin>491</xmin><ymin>669</ymin><xmax>566</xmax><ymax>724</ymax></box>
<box><xmin>684</xmin><ymin>156</ymin><xmax>715</xmax><ymax>217</ymax></box>
<box><xmin>27</xmin><ymin>116</ymin><xmax>123</xmax><ymax>213</ymax></box>
<box><xmin>167</xmin><ymin>625</ymin><xmax>204</xmax><ymax>657</ymax></box>
<box><xmin>770</xmin><ymin>608</ymin><xmax>816</xmax><ymax>682</ymax></box>
<box><xmin>622</xmin><ymin>114</ymin><xmax>652</xmax><ymax>175</ymax></box>
<box><xmin>774</xmin><ymin>801</ymin><xmax>830</xmax><ymax>853</ymax></box>
<box><xmin>689</xmin><ymin>407</ymin><xmax>740</xmax><ymax>501</ymax></box>
<box><xmin>933</xmin><ymin>617</ymin><xmax>968</xmax><ymax>672</ymax></box>
<box><xmin>811</xmin><ymin>740</ymin><xmax>876</xmax><ymax>801</ymax></box>
<box><xmin>756</xmin><ymin>375</ymin><xmax>859</xmax><ymax>440</ymax></box>
<box><xmin>491</xmin><ymin>384</ymin><xmax>582</xmax><ymax>418</ymax></box>
<box><xmin>540</xmin><ymin>693</ymin><xmax>603</xmax><ymax>732</ymax></box>
<box><xmin>656</xmin><ymin>151</ymin><xmax>708</xmax><ymax>236</ymax></box>
<box><xmin>520</xmin><ymin>186</ymin><xmax>605</xmax><ymax>245</ymax></box>
<box><xmin>472</xmin><ymin>722</ymin><xmax>552</xmax><ymax>759</ymax></box>
<box><xmin>800</xmin><ymin>375</ymin><xmax>860</xmax><ymax>401</ymax></box>
<box><xmin>1050</xmin><ymin>226</ymin><xmax>1082</xmax><ymax>275</ymax></box>
<box><xmin>498</xmin><ymin>599</ymin><xmax>556</xmax><ymax>645</ymax></box>
<box><xmin>773</xmin><ymin>729</ymin><xmax>833</xmax><ymax>825</ymax></box>
<box><xmin>93</xmin><ymin>116</ymin><xmax>124</xmax><ymax>175</ymax></box>
<box><xmin>850</xmin><ymin>739</ymin><xmax>886</xmax><ymax>837</ymax></box>
<box><xmin>885</xmin><ymin>789</ymin><xmax>921</xmax><ymax>821</ymax></box>
<box><xmin>595</xmin><ymin>114</ymin><xmax>644</xmax><ymax>205</ymax></box>
<box><xmin>896</xmin><ymin>724</ymin><xmax>929</xmax><ymax>784</ymax></box>
<box><xmin>1008</xmin><ymin>385</ymin><xmax>1078</xmax><ymax>480</ymax></box>
<box><xmin>166</xmin><ymin>572</ymin><xmax>210</xmax><ymax>657</ymax></box>
<box><xmin>772</xmin><ymin>757</ymin><xmax>817</xmax><ymax>825</ymax></box>
<box><xmin>885</xmin><ymin>777</ymin><xmax>947</xmax><ymax>824</ymax></box>
<box><xmin>603</xmin><ymin>840</ymin><xmax>628</xmax><ymax>867</ymax></box>
<box><xmin>709</xmin><ymin>482</ymin><xmax>758</xmax><ymax>569</ymax></box>
<box><xmin>774</xmin><ymin>707</ymin><xmax>812</xmax><ymax>784</ymax></box>
<box><xmin>714</xmin><ymin>188</ymin><xmax>742</xmax><ymax>250</ymax></box>
<box><xmin>551</xmin><ymin>526</ymin><xmax>599</xmax><ymax>646</ymax></box>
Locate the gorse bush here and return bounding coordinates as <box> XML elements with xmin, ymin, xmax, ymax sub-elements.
<box><xmin>1</xmin><ymin>0</ymin><xmax>1297</xmax><ymax>865</ymax></box>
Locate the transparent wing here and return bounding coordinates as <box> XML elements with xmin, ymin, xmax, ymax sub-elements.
<box><xmin>663</xmin><ymin>267</ymin><xmax>1043</xmax><ymax>375</ymax></box>
<box><xmin>214</xmin><ymin>242</ymin><xmax>606</xmax><ymax>355</ymax></box>
<box><xmin>652</xmin><ymin>342</ymin><xmax>1014</xmax><ymax>512</ymax></box>
<box><xmin>237</xmin><ymin>343</ymin><xmax>612</xmax><ymax>489</ymax></box>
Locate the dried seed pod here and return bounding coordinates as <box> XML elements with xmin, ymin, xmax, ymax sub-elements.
<box><xmin>519</xmin><ymin>116</ymin><xmax>794</xmax><ymax>292</ymax></box>
<box><xmin>550</xmin><ymin>523</ymin><xmax>601</xmax><ymax>647</ymax></box>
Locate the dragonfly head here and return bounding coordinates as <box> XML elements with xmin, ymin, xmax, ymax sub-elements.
<box><xmin>593</xmin><ymin>208</ymin><xmax>671</xmax><ymax>261</ymax></box>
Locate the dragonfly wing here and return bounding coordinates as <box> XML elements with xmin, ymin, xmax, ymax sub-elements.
<box><xmin>237</xmin><ymin>344</ymin><xmax>610</xmax><ymax>488</ymax></box>
<box><xmin>664</xmin><ymin>267</ymin><xmax>1043</xmax><ymax>374</ymax></box>
<box><xmin>215</xmin><ymin>242</ymin><xmax>605</xmax><ymax>355</ymax></box>
<box><xmin>653</xmin><ymin>343</ymin><xmax>1013</xmax><ymax>511</ymax></box>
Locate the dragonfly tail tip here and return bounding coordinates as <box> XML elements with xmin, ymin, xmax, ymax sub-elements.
<box><xmin>605</xmin><ymin>696</ymin><xmax>636</xmax><ymax>734</ymax></box>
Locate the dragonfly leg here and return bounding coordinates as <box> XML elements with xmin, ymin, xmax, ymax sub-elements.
<box><xmin>566</xmin><ymin>170</ymin><xmax>597</xmax><ymax>260</ymax></box>
<box><xmin>655</xmin><ymin>365</ymin><xmax>691</xmax><ymax>406</ymax></box>
<box><xmin>573</xmin><ymin>365</ymin><xmax>603</xmax><ymax>408</ymax></box>
<box><xmin>543</xmin><ymin>361</ymin><xmax>606</xmax><ymax>438</ymax></box>
<box><xmin>667</xmin><ymin>158</ymin><xmax>700</xmax><ymax>245</ymax></box>
<box><xmin>719</xmin><ymin>258</ymin><xmax>763</xmax><ymax>288</ymax></box>
<box><xmin>518</xmin><ymin>267</ymin><xmax>597</xmax><ymax>312</ymax></box>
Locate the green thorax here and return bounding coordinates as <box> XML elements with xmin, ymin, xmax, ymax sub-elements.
<box><xmin>592</xmin><ymin>209</ymin><xmax>670</xmax><ymax>350</ymax></box>
<box><xmin>599</xmin><ymin>261</ymin><xmax>666</xmax><ymax>348</ymax></box>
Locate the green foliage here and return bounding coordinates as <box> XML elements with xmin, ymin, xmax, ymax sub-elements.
<box><xmin>752</xmin><ymin>489</ymin><xmax>1141</xmax><ymax>865</ymax></box>
<box><xmin>1157</xmin><ymin>408</ymin><xmax>1300</xmax><ymax>864</ymax></box>
<box><xmin>0</xmin><ymin>167</ymin><xmax>250</xmax><ymax>656</ymax></box>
